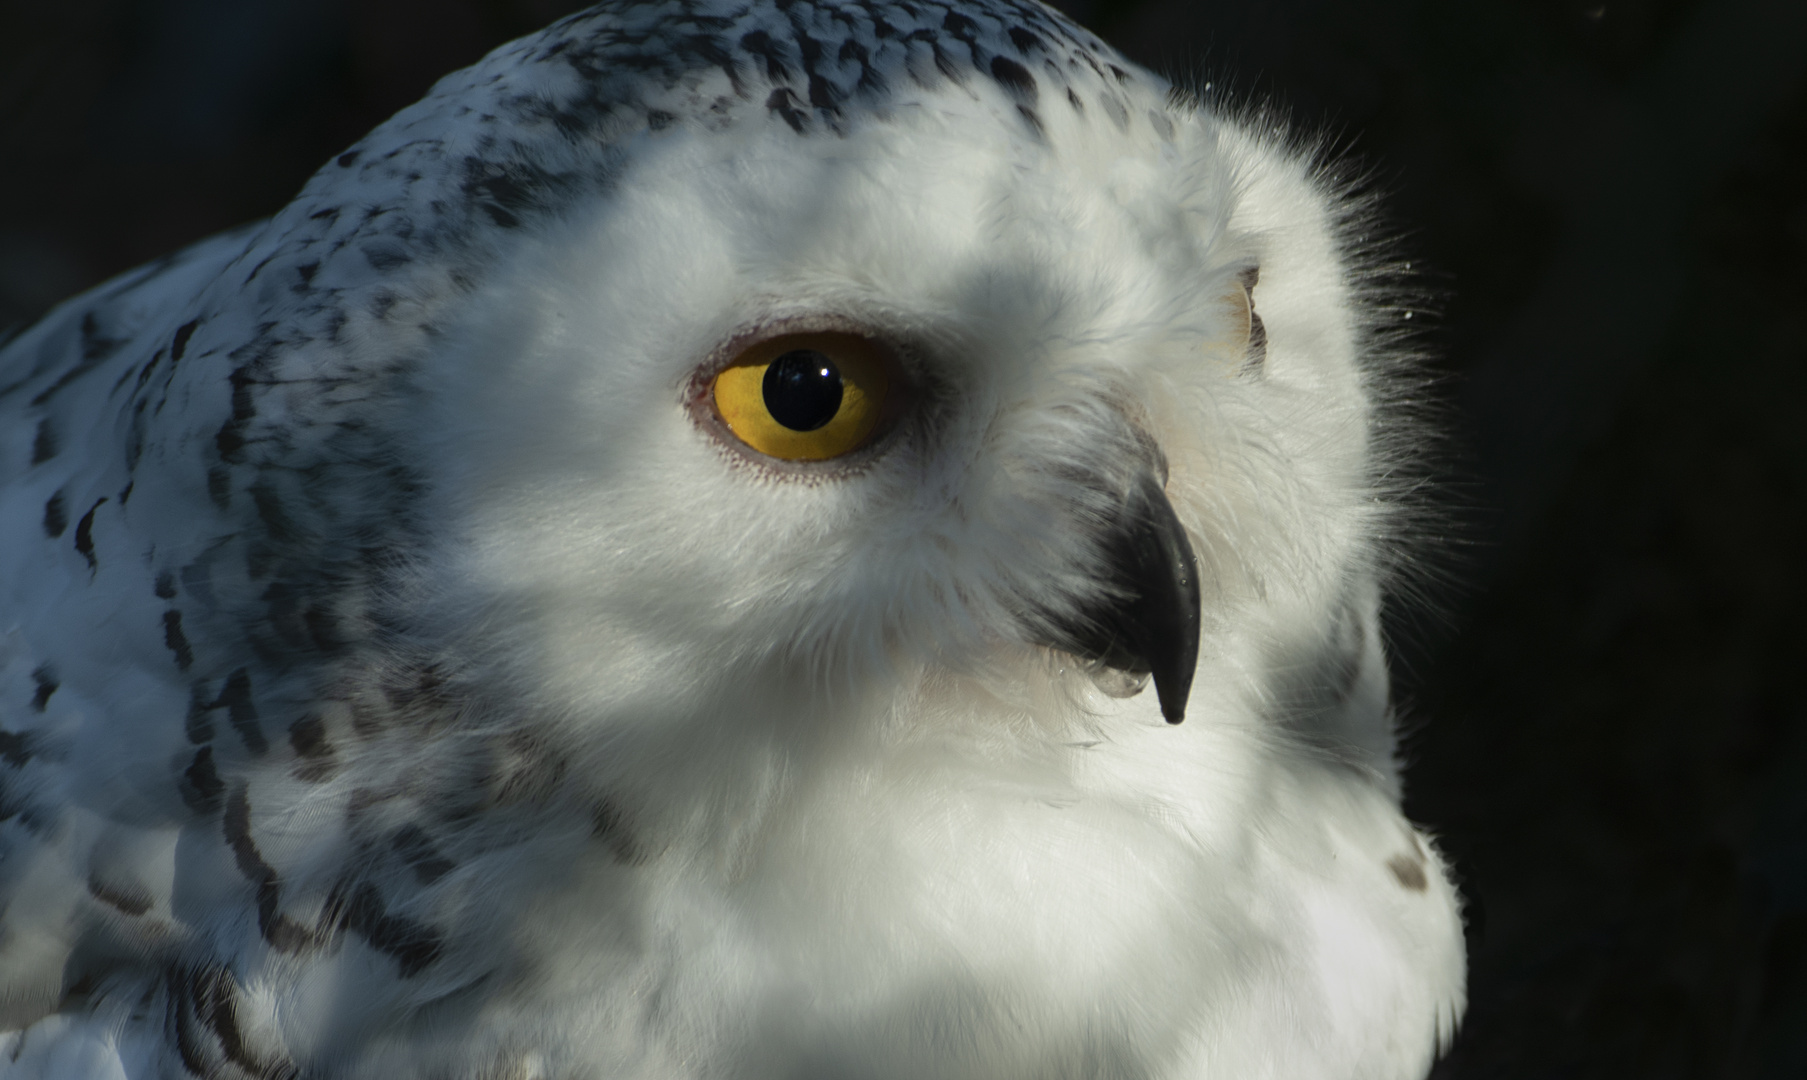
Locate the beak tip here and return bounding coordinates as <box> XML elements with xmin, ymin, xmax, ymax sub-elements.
<box><xmin>1155</xmin><ymin>668</ymin><xmax>1194</xmax><ymax>724</ymax></box>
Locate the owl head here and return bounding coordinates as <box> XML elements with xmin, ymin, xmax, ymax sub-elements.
<box><xmin>284</xmin><ymin>0</ymin><xmax>1397</xmax><ymax>781</ymax></box>
<box><xmin>119</xmin><ymin>0</ymin><xmax>1409</xmax><ymax>855</ymax></box>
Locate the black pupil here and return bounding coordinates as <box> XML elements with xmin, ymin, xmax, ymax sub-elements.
<box><xmin>762</xmin><ymin>350</ymin><xmax>844</xmax><ymax>432</ymax></box>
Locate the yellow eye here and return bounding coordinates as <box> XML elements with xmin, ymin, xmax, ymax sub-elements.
<box><xmin>711</xmin><ymin>332</ymin><xmax>893</xmax><ymax>461</ymax></box>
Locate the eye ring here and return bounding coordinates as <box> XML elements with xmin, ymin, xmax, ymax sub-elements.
<box><xmin>696</xmin><ymin>327</ymin><xmax>904</xmax><ymax>465</ymax></box>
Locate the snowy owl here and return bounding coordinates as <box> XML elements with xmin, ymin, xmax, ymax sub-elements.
<box><xmin>0</xmin><ymin>1</ymin><xmax>1464</xmax><ymax>1077</ymax></box>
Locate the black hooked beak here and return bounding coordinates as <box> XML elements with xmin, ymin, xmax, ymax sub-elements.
<box><xmin>1039</xmin><ymin>472</ymin><xmax>1202</xmax><ymax>723</ymax></box>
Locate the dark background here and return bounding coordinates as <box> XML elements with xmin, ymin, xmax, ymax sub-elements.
<box><xmin>2</xmin><ymin>0</ymin><xmax>1803</xmax><ymax>1074</ymax></box>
